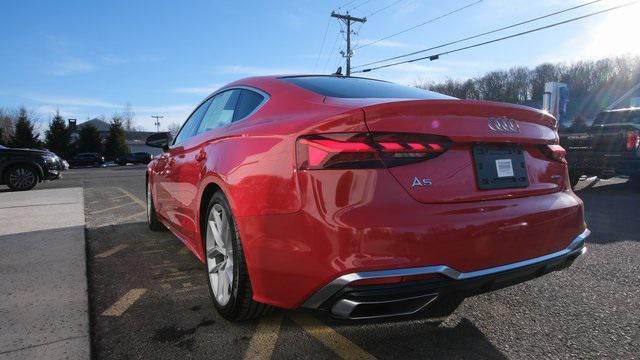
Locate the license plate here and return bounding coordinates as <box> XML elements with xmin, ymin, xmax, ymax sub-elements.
<box><xmin>473</xmin><ymin>146</ymin><xmax>529</xmax><ymax>190</ymax></box>
<box><xmin>495</xmin><ymin>159</ymin><xmax>514</xmax><ymax>178</ymax></box>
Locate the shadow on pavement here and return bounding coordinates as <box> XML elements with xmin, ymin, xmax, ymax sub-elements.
<box><xmin>87</xmin><ymin>220</ymin><xmax>505</xmax><ymax>359</ymax></box>
<box><xmin>574</xmin><ymin>177</ymin><xmax>640</xmax><ymax>244</ymax></box>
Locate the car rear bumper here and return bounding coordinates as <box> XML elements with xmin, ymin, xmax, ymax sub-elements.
<box><xmin>302</xmin><ymin>229</ymin><xmax>589</xmax><ymax>319</ymax></box>
<box><xmin>236</xmin><ymin>170</ymin><xmax>586</xmax><ymax>310</ymax></box>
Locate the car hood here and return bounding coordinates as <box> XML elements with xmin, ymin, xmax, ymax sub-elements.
<box><xmin>0</xmin><ymin>148</ymin><xmax>54</xmax><ymax>156</ymax></box>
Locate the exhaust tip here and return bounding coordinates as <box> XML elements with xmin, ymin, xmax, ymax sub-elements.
<box><xmin>330</xmin><ymin>293</ymin><xmax>438</xmax><ymax>320</ymax></box>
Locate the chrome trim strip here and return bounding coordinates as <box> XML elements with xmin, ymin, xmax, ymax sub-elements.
<box><xmin>302</xmin><ymin>229</ymin><xmax>590</xmax><ymax>309</ymax></box>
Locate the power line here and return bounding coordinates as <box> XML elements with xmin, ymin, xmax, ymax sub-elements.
<box><xmin>354</xmin><ymin>0</ymin><xmax>484</xmax><ymax>50</ymax></box>
<box><xmin>322</xmin><ymin>28</ymin><xmax>341</xmax><ymax>72</ymax></box>
<box><xmin>354</xmin><ymin>0</ymin><xmax>604</xmax><ymax>69</ymax></box>
<box><xmin>355</xmin><ymin>0</ymin><xmax>638</xmax><ymax>73</ymax></box>
<box><xmin>313</xmin><ymin>18</ymin><xmax>332</xmax><ymax>72</ymax></box>
<box><xmin>350</xmin><ymin>0</ymin><xmax>374</xmax><ymax>11</ymax></box>
<box><xmin>367</xmin><ymin>0</ymin><xmax>406</xmax><ymax>17</ymax></box>
<box><xmin>336</xmin><ymin>0</ymin><xmax>359</xmax><ymax>11</ymax></box>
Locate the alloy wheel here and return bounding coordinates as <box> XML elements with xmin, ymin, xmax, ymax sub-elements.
<box><xmin>206</xmin><ymin>203</ymin><xmax>234</xmax><ymax>306</ymax></box>
<box><xmin>8</xmin><ymin>167</ymin><xmax>36</xmax><ymax>190</ymax></box>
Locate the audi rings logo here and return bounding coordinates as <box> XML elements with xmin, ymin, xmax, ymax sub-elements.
<box><xmin>488</xmin><ymin>117</ymin><xmax>520</xmax><ymax>133</ymax></box>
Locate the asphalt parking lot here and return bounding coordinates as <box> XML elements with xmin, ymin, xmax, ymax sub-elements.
<box><xmin>3</xmin><ymin>166</ymin><xmax>638</xmax><ymax>359</ymax></box>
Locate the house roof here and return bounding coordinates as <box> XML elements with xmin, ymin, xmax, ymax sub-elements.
<box><xmin>79</xmin><ymin>118</ymin><xmax>110</xmax><ymax>132</ymax></box>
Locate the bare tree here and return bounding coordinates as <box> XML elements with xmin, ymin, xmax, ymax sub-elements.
<box><xmin>0</xmin><ymin>108</ymin><xmax>13</xmax><ymax>144</ymax></box>
<box><xmin>167</xmin><ymin>122</ymin><xmax>181</xmax><ymax>138</ymax></box>
<box><xmin>122</xmin><ymin>102</ymin><xmax>136</xmax><ymax>131</ymax></box>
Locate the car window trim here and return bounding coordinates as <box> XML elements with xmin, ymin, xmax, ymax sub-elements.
<box><xmin>232</xmin><ymin>88</ymin><xmax>269</xmax><ymax>123</ymax></box>
<box><xmin>196</xmin><ymin>89</ymin><xmax>241</xmax><ymax>135</ymax></box>
<box><xmin>172</xmin><ymin>97</ymin><xmax>214</xmax><ymax>146</ymax></box>
<box><xmin>171</xmin><ymin>85</ymin><xmax>270</xmax><ymax>147</ymax></box>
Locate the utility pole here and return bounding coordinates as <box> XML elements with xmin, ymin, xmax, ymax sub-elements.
<box><xmin>151</xmin><ymin>115</ymin><xmax>164</xmax><ymax>133</ymax></box>
<box><xmin>331</xmin><ymin>11</ymin><xmax>366</xmax><ymax>76</ymax></box>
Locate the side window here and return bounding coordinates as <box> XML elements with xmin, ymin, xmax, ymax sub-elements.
<box><xmin>174</xmin><ymin>98</ymin><xmax>213</xmax><ymax>144</ymax></box>
<box><xmin>196</xmin><ymin>90</ymin><xmax>240</xmax><ymax>134</ymax></box>
<box><xmin>233</xmin><ymin>89</ymin><xmax>265</xmax><ymax>122</ymax></box>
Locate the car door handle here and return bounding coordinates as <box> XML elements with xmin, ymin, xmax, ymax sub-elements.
<box><xmin>195</xmin><ymin>151</ymin><xmax>207</xmax><ymax>162</ymax></box>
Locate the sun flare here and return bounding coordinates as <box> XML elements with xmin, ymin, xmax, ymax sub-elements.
<box><xmin>582</xmin><ymin>2</ymin><xmax>640</xmax><ymax>58</ymax></box>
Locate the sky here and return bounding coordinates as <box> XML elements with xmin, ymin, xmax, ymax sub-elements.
<box><xmin>0</xmin><ymin>0</ymin><xmax>638</xmax><ymax>131</ymax></box>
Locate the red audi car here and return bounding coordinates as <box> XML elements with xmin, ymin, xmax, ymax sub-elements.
<box><xmin>145</xmin><ymin>75</ymin><xmax>589</xmax><ymax>321</ymax></box>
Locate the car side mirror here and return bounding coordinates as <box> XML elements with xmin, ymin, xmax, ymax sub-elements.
<box><xmin>146</xmin><ymin>132</ymin><xmax>172</xmax><ymax>151</ymax></box>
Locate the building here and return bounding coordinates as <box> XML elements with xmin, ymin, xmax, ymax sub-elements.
<box><xmin>69</xmin><ymin>118</ymin><xmax>163</xmax><ymax>156</ymax></box>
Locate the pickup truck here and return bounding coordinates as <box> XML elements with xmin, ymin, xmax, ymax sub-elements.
<box><xmin>560</xmin><ymin>108</ymin><xmax>640</xmax><ymax>189</ymax></box>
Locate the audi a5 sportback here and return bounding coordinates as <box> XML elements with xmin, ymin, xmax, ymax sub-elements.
<box><xmin>146</xmin><ymin>76</ymin><xmax>589</xmax><ymax>321</ymax></box>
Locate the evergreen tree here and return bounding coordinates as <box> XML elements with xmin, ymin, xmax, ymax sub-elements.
<box><xmin>10</xmin><ymin>107</ymin><xmax>40</xmax><ymax>149</ymax></box>
<box><xmin>104</xmin><ymin>116</ymin><xmax>129</xmax><ymax>160</ymax></box>
<box><xmin>76</xmin><ymin>123</ymin><xmax>103</xmax><ymax>154</ymax></box>
<box><xmin>45</xmin><ymin>111</ymin><xmax>72</xmax><ymax>157</ymax></box>
<box><xmin>0</xmin><ymin>127</ymin><xmax>4</xmax><ymax>146</ymax></box>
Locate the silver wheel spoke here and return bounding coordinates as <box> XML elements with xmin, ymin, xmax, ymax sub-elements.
<box><xmin>205</xmin><ymin>203</ymin><xmax>235</xmax><ymax>306</ymax></box>
<box><xmin>209</xmin><ymin>259</ymin><xmax>226</xmax><ymax>273</ymax></box>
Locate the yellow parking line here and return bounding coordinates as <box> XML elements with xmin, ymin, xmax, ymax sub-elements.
<box><xmin>116</xmin><ymin>187</ymin><xmax>146</xmax><ymax>209</ymax></box>
<box><xmin>243</xmin><ymin>312</ymin><xmax>284</xmax><ymax>360</ymax></box>
<box><xmin>120</xmin><ymin>210</ymin><xmax>146</xmax><ymax>222</ymax></box>
<box><xmin>101</xmin><ymin>288</ymin><xmax>147</xmax><ymax>316</ymax></box>
<box><xmin>91</xmin><ymin>201</ymin><xmax>136</xmax><ymax>214</ymax></box>
<box><xmin>95</xmin><ymin>244</ymin><xmax>129</xmax><ymax>258</ymax></box>
<box><xmin>289</xmin><ymin>312</ymin><xmax>376</xmax><ymax>360</ymax></box>
<box><xmin>111</xmin><ymin>194</ymin><xmax>131</xmax><ymax>200</ymax></box>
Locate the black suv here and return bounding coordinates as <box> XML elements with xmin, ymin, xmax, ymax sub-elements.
<box><xmin>116</xmin><ymin>152</ymin><xmax>152</xmax><ymax>166</ymax></box>
<box><xmin>69</xmin><ymin>152</ymin><xmax>105</xmax><ymax>167</ymax></box>
<box><xmin>0</xmin><ymin>145</ymin><xmax>65</xmax><ymax>191</ymax></box>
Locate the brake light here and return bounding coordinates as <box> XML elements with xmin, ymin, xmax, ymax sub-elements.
<box><xmin>540</xmin><ymin>144</ymin><xmax>567</xmax><ymax>163</ymax></box>
<box><xmin>296</xmin><ymin>133</ymin><xmax>451</xmax><ymax>170</ymax></box>
<box><xmin>626</xmin><ymin>130</ymin><xmax>639</xmax><ymax>151</ymax></box>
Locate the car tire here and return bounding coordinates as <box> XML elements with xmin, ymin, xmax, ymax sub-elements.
<box><xmin>5</xmin><ymin>164</ymin><xmax>39</xmax><ymax>191</ymax></box>
<box><xmin>146</xmin><ymin>180</ymin><xmax>165</xmax><ymax>231</ymax></box>
<box><xmin>204</xmin><ymin>191</ymin><xmax>273</xmax><ymax>321</ymax></box>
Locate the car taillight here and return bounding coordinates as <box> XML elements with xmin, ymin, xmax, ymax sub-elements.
<box><xmin>540</xmin><ymin>144</ymin><xmax>567</xmax><ymax>163</ymax></box>
<box><xmin>626</xmin><ymin>130</ymin><xmax>639</xmax><ymax>151</ymax></box>
<box><xmin>296</xmin><ymin>132</ymin><xmax>451</xmax><ymax>170</ymax></box>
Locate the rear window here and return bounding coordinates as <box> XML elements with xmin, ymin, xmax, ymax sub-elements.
<box><xmin>281</xmin><ymin>76</ymin><xmax>454</xmax><ymax>100</ymax></box>
<box><xmin>593</xmin><ymin>111</ymin><xmax>640</xmax><ymax>126</ymax></box>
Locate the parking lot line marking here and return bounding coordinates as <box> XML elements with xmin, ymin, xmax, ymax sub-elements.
<box><xmin>111</xmin><ymin>194</ymin><xmax>131</xmax><ymax>200</ymax></box>
<box><xmin>243</xmin><ymin>312</ymin><xmax>284</xmax><ymax>360</ymax></box>
<box><xmin>175</xmin><ymin>285</ymin><xmax>205</xmax><ymax>294</ymax></box>
<box><xmin>101</xmin><ymin>288</ymin><xmax>147</xmax><ymax>317</ymax></box>
<box><xmin>116</xmin><ymin>187</ymin><xmax>146</xmax><ymax>209</ymax></box>
<box><xmin>289</xmin><ymin>312</ymin><xmax>376</xmax><ymax>360</ymax></box>
<box><xmin>95</xmin><ymin>244</ymin><xmax>129</xmax><ymax>258</ymax></box>
<box><xmin>120</xmin><ymin>210</ymin><xmax>147</xmax><ymax>222</ymax></box>
<box><xmin>91</xmin><ymin>201</ymin><xmax>136</xmax><ymax>214</ymax></box>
